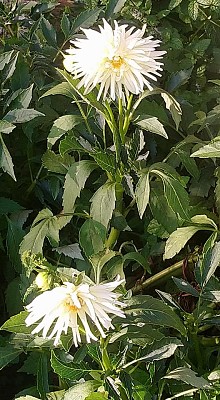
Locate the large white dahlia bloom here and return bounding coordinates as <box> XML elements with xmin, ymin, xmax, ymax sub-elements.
<box><xmin>25</xmin><ymin>276</ymin><xmax>125</xmax><ymax>346</ymax></box>
<box><xmin>63</xmin><ymin>19</ymin><xmax>166</xmax><ymax>100</ymax></box>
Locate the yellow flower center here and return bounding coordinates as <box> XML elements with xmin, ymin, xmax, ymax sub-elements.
<box><xmin>66</xmin><ymin>303</ymin><xmax>78</xmax><ymax>312</ymax></box>
<box><xmin>110</xmin><ymin>56</ymin><xmax>124</xmax><ymax>69</ymax></box>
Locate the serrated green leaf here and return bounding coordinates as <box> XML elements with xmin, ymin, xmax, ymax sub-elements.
<box><xmin>20</xmin><ymin>209</ymin><xmax>60</xmax><ymax>256</ymax></box>
<box><xmin>63</xmin><ymin>160</ymin><xmax>97</xmax><ymax>213</ymax></box>
<box><xmin>6</xmin><ymin>84</ymin><xmax>34</xmax><ymax>110</ymax></box>
<box><xmin>69</xmin><ymin>8</ymin><xmax>101</xmax><ymax>34</ymax></box>
<box><xmin>134</xmin><ymin>115</ymin><xmax>168</xmax><ymax>139</ymax></box>
<box><xmin>0</xmin><ymin>50</ymin><xmax>14</xmax><ymax>71</ymax></box>
<box><xmin>41</xmin><ymin>82</ymin><xmax>75</xmax><ymax>99</ymax></box>
<box><xmin>177</xmin><ymin>149</ymin><xmax>200</xmax><ymax>179</ymax></box>
<box><xmin>126</xmin><ymin>295</ymin><xmax>186</xmax><ymax>336</ymax></box>
<box><xmin>164</xmin><ymin>367</ymin><xmax>210</xmax><ymax>389</ymax></box>
<box><xmin>61</xmin><ymin>13</ymin><xmax>71</xmax><ymax>38</ymax></box>
<box><xmin>215</xmin><ymin>167</ymin><xmax>220</xmax><ymax>217</ymax></box>
<box><xmin>122</xmin><ymin>337</ymin><xmax>182</xmax><ymax>368</ymax></box>
<box><xmin>91</xmin><ymin>150</ymin><xmax>116</xmax><ymax>174</ymax></box>
<box><xmin>90</xmin><ymin>182</ymin><xmax>116</xmax><ymax>228</ymax></box>
<box><xmin>59</xmin><ymin>136</ymin><xmax>86</xmax><ymax>155</ymax></box>
<box><xmin>150</xmin><ymin>188</ymin><xmax>179</xmax><ymax>234</ymax></box>
<box><xmin>63</xmin><ymin>381</ymin><xmax>100</xmax><ymax>400</ymax></box>
<box><xmin>48</xmin><ymin>114</ymin><xmax>82</xmax><ymax>148</ymax></box>
<box><xmin>191</xmin><ymin>137</ymin><xmax>220</xmax><ymax>158</ymax></box>
<box><xmin>57</xmin><ymin>69</ymin><xmax>106</xmax><ymax>115</ymax></box>
<box><xmin>51</xmin><ymin>351</ymin><xmax>91</xmax><ymax>381</ymax></box>
<box><xmin>135</xmin><ymin>172</ymin><xmax>150</xmax><ymax>219</ymax></box>
<box><xmin>169</xmin><ymin>0</ymin><xmax>183</xmax><ymax>9</ymax></box>
<box><xmin>188</xmin><ymin>1</ymin><xmax>199</xmax><ymax>20</ymax></box>
<box><xmin>105</xmin><ymin>0</ymin><xmax>126</xmax><ymax>18</ymax></box>
<box><xmin>6</xmin><ymin>219</ymin><xmax>24</xmax><ymax>272</ymax></box>
<box><xmin>2</xmin><ymin>52</ymin><xmax>19</xmax><ymax>82</ymax></box>
<box><xmin>41</xmin><ymin>16</ymin><xmax>57</xmax><ymax>48</ymax></box>
<box><xmin>0</xmin><ymin>197</ymin><xmax>23</xmax><ymax>214</ymax></box>
<box><xmin>0</xmin><ymin>344</ymin><xmax>22</xmax><ymax>370</ymax></box>
<box><xmin>3</xmin><ymin>108</ymin><xmax>44</xmax><ymax>124</ymax></box>
<box><xmin>1</xmin><ymin>311</ymin><xmax>31</xmax><ymax>334</ymax></box>
<box><xmin>42</xmin><ymin>150</ymin><xmax>71</xmax><ymax>174</ymax></box>
<box><xmin>0</xmin><ymin>120</ymin><xmax>16</xmax><ymax>134</ymax></box>
<box><xmin>151</xmin><ymin>168</ymin><xmax>189</xmax><ymax>220</ymax></box>
<box><xmin>79</xmin><ymin>219</ymin><xmax>106</xmax><ymax>258</ymax></box>
<box><xmin>0</xmin><ymin>134</ymin><xmax>16</xmax><ymax>180</ymax></box>
<box><xmin>164</xmin><ymin>226</ymin><xmax>201</xmax><ymax>259</ymax></box>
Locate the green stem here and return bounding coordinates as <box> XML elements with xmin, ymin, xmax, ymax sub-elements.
<box><xmin>132</xmin><ymin>259</ymin><xmax>184</xmax><ymax>294</ymax></box>
<box><xmin>122</xmin><ymin>94</ymin><xmax>133</xmax><ymax>142</ymax></box>
<box><xmin>105</xmin><ymin>183</ymin><xmax>123</xmax><ymax>249</ymax></box>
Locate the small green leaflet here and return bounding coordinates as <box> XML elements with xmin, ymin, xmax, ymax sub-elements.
<box><xmin>48</xmin><ymin>114</ymin><xmax>82</xmax><ymax>148</ymax></box>
<box><xmin>63</xmin><ymin>381</ymin><xmax>101</xmax><ymax>400</ymax></box>
<box><xmin>90</xmin><ymin>182</ymin><xmax>116</xmax><ymax>228</ymax></box>
<box><xmin>79</xmin><ymin>219</ymin><xmax>106</xmax><ymax>258</ymax></box>
<box><xmin>135</xmin><ymin>172</ymin><xmax>150</xmax><ymax>219</ymax></box>
<box><xmin>3</xmin><ymin>108</ymin><xmax>44</xmax><ymax>124</ymax></box>
<box><xmin>191</xmin><ymin>137</ymin><xmax>220</xmax><ymax>158</ymax></box>
<box><xmin>0</xmin><ymin>134</ymin><xmax>16</xmax><ymax>180</ymax></box>
<box><xmin>134</xmin><ymin>115</ymin><xmax>168</xmax><ymax>139</ymax></box>
<box><xmin>0</xmin><ymin>344</ymin><xmax>23</xmax><ymax>370</ymax></box>
<box><xmin>164</xmin><ymin>367</ymin><xmax>210</xmax><ymax>389</ymax></box>
<box><xmin>62</xmin><ymin>160</ymin><xmax>97</xmax><ymax>213</ymax></box>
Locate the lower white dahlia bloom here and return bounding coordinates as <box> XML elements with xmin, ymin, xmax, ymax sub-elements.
<box><xmin>25</xmin><ymin>276</ymin><xmax>125</xmax><ymax>346</ymax></box>
<box><xmin>63</xmin><ymin>19</ymin><xmax>166</xmax><ymax>100</ymax></box>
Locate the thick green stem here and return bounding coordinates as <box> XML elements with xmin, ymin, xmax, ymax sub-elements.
<box><xmin>132</xmin><ymin>259</ymin><xmax>184</xmax><ymax>294</ymax></box>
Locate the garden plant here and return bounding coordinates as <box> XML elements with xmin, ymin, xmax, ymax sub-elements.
<box><xmin>0</xmin><ymin>0</ymin><xmax>220</xmax><ymax>399</ymax></box>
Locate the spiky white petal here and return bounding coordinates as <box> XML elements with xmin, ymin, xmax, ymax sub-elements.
<box><xmin>25</xmin><ymin>276</ymin><xmax>125</xmax><ymax>346</ymax></box>
<box><xmin>63</xmin><ymin>19</ymin><xmax>166</xmax><ymax>100</ymax></box>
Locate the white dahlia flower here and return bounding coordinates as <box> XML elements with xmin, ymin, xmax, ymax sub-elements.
<box><xmin>25</xmin><ymin>276</ymin><xmax>125</xmax><ymax>346</ymax></box>
<box><xmin>63</xmin><ymin>19</ymin><xmax>166</xmax><ymax>100</ymax></box>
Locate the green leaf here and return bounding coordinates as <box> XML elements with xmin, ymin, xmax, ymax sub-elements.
<box><xmin>6</xmin><ymin>219</ymin><xmax>24</xmax><ymax>272</ymax></box>
<box><xmin>123</xmin><ymin>252</ymin><xmax>150</xmax><ymax>273</ymax></box>
<box><xmin>3</xmin><ymin>108</ymin><xmax>44</xmax><ymax>123</ymax></box>
<box><xmin>41</xmin><ymin>16</ymin><xmax>57</xmax><ymax>48</ymax></box>
<box><xmin>188</xmin><ymin>1</ymin><xmax>199</xmax><ymax>20</ymax></box>
<box><xmin>70</xmin><ymin>8</ymin><xmax>101</xmax><ymax>34</ymax></box>
<box><xmin>42</xmin><ymin>150</ymin><xmax>72</xmax><ymax>174</ymax></box>
<box><xmin>164</xmin><ymin>367</ymin><xmax>210</xmax><ymax>389</ymax></box>
<box><xmin>0</xmin><ymin>197</ymin><xmax>23</xmax><ymax>214</ymax></box>
<box><xmin>196</xmin><ymin>232</ymin><xmax>218</xmax><ymax>288</ymax></box>
<box><xmin>202</xmin><ymin>241</ymin><xmax>220</xmax><ymax>287</ymax></box>
<box><xmin>2</xmin><ymin>52</ymin><xmax>19</xmax><ymax>82</ymax></box>
<box><xmin>0</xmin><ymin>311</ymin><xmax>31</xmax><ymax>334</ymax></box>
<box><xmin>169</xmin><ymin>0</ymin><xmax>183</xmax><ymax>9</ymax></box>
<box><xmin>59</xmin><ymin>136</ymin><xmax>87</xmax><ymax>155</ymax></box>
<box><xmin>91</xmin><ymin>151</ymin><xmax>116</xmax><ymax>175</ymax></box>
<box><xmin>90</xmin><ymin>182</ymin><xmax>116</xmax><ymax>228</ymax></box>
<box><xmin>86</xmin><ymin>393</ymin><xmax>107</xmax><ymax>400</ymax></box>
<box><xmin>48</xmin><ymin>114</ymin><xmax>82</xmax><ymax>148</ymax></box>
<box><xmin>134</xmin><ymin>115</ymin><xmax>168</xmax><ymax>139</ymax></box>
<box><xmin>79</xmin><ymin>219</ymin><xmax>106</xmax><ymax>258</ymax></box>
<box><xmin>0</xmin><ymin>343</ymin><xmax>22</xmax><ymax>370</ymax></box>
<box><xmin>63</xmin><ymin>381</ymin><xmax>100</xmax><ymax>400</ymax></box>
<box><xmin>122</xmin><ymin>337</ymin><xmax>182</xmax><ymax>368</ymax></box>
<box><xmin>126</xmin><ymin>295</ymin><xmax>186</xmax><ymax>336</ymax></box>
<box><xmin>105</xmin><ymin>0</ymin><xmax>126</xmax><ymax>18</ymax></box>
<box><xmin>150</xmin><ymin>188</ymin><xmax>179</xmax><ymax>233</ymax></box>
<box><xmin>58</xmin><ymin>69</ymin><xmax>106</xmax><ymax>115</ymax></box>
<box><xmin>63</xmin><ymin>160</ymin><xmax>97</xmax><ymax>213</ymax></box>
<box><xmin>41</xmin><ymin>82</ymin><xmax>75</xmax><ymax>99</ymax></box>
<box><xmin>177</xmin><ymin>149</ymin><xmax>200</xmax><ymax>180</ymax></box>
<box><xmin>61</xmin><ymin>13</ymin><xmax>71</xmax><ymax>38</ymax></box>
<box><xmin>0</xmin><ymin>134</ymin><xmax>16</xmax><ymax>180</ymax></box>
<box><xmin>215</xmin><ymin>167</ymin><xmax>220</xmax><ymax>217</ymax></box>
<box><xmin>150</xmin><ymin>168</ymin><xmax>189</xmax><ymax>220</ymax></box>
<box><xmin>172</xmin><ymin>277</ymin><xmax>200</xmax><ymax>297</ymax></box>
<box><xmin>191</xmin><ymin>137</ymin><xmax>220</xmax><ymax>158</ymax></box>
<box><xmin>20</xmin><ymin>208</ymin><xmax>60</xmax><ymax>256</ymax></box>
<box><xmin>0</xmin><ymin>50</ymin><xmax>14</xmax><ymax>71</ymax></box>
<box><xmin>164</xmin><ymin>226</ymin><xmax>201</xmax><ymax>259</ymax></box>
<box><xmin>51</xmin><ymin>351</ymin><xmax>90</xmax><ymax>381</ymax></box>
<box><xmin>0</xmin><ymin>120</ymin><xmax>16</xmax><ymax>134</ymax></box>
<box><xmin>6</xmin><ymin>84</ymin><xmax>34</xmax><ymax>110</ymax></box>
<box><xmin>160</xmin><ymin>91</ymin><xmax>182</xmax><ymax>130</ymax></box>
<box><xmin>135</xmin><ymin>172</ymin><xmax>150</xmax><ymax>219</ymax></box>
